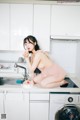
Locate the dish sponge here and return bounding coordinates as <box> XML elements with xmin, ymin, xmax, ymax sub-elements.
<box><xmin>16</xmin><ymin>79</ymin><xmax>24</xmax><ymax>84</ymax></box>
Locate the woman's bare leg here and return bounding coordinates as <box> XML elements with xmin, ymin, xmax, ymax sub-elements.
<box><xmin>39</xmin><ymin>76</ymin><xmax>63</xmax><ymax>85</ymax></box>
<box><xmin>40</xmin><ymin>80</ymin><xmax>68</xmax><ymax>88</ymax></box>
<box><xmin>33</xmin><ymin>71</ymin><xmax>66</xmax><ymax>84</ymax></box>
<box><xmin>40</xmin><ymin>81</ymin><xmax>61</xmax><ymax>88</ymax></box>
<box><xmin>39</xmin><ymin>76</ymin><xmax>68</xmax><ymax>88</ymax></box>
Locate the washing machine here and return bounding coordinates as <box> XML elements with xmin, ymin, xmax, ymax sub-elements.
<box><xmin>49</xmin><ymin>92</ymin><xmax>80</xmax><ymax>120</ymax></box>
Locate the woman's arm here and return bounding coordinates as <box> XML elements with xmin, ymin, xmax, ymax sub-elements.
<box><xmin>23</xmin><ymin>51</ymin><xmax>41</xmax><ymax>73</ymax></box>
<box><xmin>26</xmin><ymin>53</ymin><xmax>41</xmax><ymax>72</ymax></box>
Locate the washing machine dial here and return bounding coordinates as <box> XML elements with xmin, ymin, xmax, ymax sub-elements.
<box><xmin>68</xmin><ymin>97</ymin><xmax>73</xmax><ymax>102</ymax></box>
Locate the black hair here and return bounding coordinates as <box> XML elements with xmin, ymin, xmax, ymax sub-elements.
<box><xmin>23</xmin><ymin>35</ymin><xmax>40</xmax><ymax>51</ymax></box>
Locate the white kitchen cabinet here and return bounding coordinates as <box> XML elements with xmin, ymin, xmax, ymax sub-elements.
<box><xmin>10</xmin><ymin>4</ymin><xmax>33</xmax><ymax>51</ymax></box>
<box><xmin>0</xmin><ymin>91</ymin><xmax>5</xmax><ymax>119</ymax></box>
<box><xmin>30</xmin><ymin>102</ymin><xmax>49</xmax><ymax>120</ymax></box>
<box><xmin>0</xmin><ymin>4</ymin><xmax>10</xmax><ymax>50</ymax></box>
<box><xmin>33</xmin><ymin>4</ymin><xmax>50</xmax><ymax>51</ymax></box>
<box><xmin>51</xmin><ymin>4</ymin><xmax>80</xmax><ymax>36</ymax></box>
<box><xmin>5</xmin><ymin>92</ymin><xmax>29</xmax><ymax>120</ymax></box>
<box><xmin>30</xmin><ymin>93</ymin><xmax>49</xmax><ymax>120</ymax></box>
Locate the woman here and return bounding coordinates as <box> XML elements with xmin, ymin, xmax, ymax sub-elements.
<box><xmin>23</xmin><ymin>35</ymin><xmax>67</xmax><ymax>88</ymax></box>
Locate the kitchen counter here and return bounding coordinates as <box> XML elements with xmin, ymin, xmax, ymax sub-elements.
<box><xmin>0</xmin><ymin>83</ymin><xmax>80</xmax><ymax>93</ymax></box>
<box><xmin>0</xmin><ymin>73</ymin><xmax>80</xmax><ymax>93</ymax></box>
<box><xmin>0</xmin><ymin>76</ymin><xmax>80</xmax><ymax>120</ymax></box>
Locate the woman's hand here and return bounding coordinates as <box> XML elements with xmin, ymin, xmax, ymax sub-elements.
<box><xmin>23</xmin><ymin>50</ymin><xmax>29</xmax><ymax>59</ymax></box>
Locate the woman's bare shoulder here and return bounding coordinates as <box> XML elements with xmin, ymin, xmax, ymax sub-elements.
<box><xmin>34</xmin><ymin>50</ymin><xmax>42</xmax><ymax>58</ymax></box>
<box><xmin>35</xmin><ymin>50</ymin><xmax>45</xmax><ymax>59</ymax></box>
<box><xmin>35</xmin><ymin>50</ymin><xmax>51</xmax><ymax>59</ymax></box>
<box><xmin>35</xmin><ymin>50</ymin><xmax>43</xmax><ymax>55</ymax></box>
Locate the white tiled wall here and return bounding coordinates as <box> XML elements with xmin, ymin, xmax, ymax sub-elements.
<box><xmin>50</xmin><ymin>40</ymin><xmax>77</xmax><ymax>76</ymax></box>
<box><xmin>0</xmin><ymin>51</ymin><xmax>23</xmax><ymax>62</ymax></box>
<box><xmin>76</xmin><ymin>42</ymin><xmax>80</xmax><ymax>79</ymax></box>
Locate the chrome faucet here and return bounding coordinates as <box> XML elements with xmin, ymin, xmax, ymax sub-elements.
<box><xmin>14</xmin><ymin>63</ymin><xmax>28</xmax><ymax>81</ymax></box>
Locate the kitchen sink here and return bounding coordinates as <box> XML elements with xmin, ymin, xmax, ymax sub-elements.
<box><xmin>0</xmin><ymin>77</ymin><xmax>24</xmax><ymax>85</ymax></box>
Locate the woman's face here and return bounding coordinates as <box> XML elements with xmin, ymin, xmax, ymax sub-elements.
<box><xmin>24</xmin><ymin>40</ymin><xmax>35</xmax><ymax>52</ymax></box>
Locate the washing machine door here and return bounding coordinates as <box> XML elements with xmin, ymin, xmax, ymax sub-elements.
<box><xmin>55</xmin><ymin>105</ymin><xmax>80</xmax><ymax>120</ymax></box>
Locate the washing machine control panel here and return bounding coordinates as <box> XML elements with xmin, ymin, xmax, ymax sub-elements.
<box><xmin>66</xmin><ymin>95</ymin><xmax>79</xmax><ymax>103</ymax></box>
<box><xmin>50</xmin><ymin>94</ymin><xmax>80</xmax><ymax>104</ymax></box>
<box><xmin>68</xmin><ymin>97</ymin><xmax>73</xmax><ymax>102</ymax></box>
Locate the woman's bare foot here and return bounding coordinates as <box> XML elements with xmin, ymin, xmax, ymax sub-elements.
<box><xmin>60</xmin><ymin>80</ymin><xmax>68</xmax><ymax>86</ymax></box>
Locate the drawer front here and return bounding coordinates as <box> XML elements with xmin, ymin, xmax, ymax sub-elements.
<box><xmin>30</xmin><ymin>93</ymin><xmax>49</xmax><ymax>100</ymax></box>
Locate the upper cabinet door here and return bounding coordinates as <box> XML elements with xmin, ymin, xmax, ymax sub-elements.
<box><xmin>33</xmin><ymin>5</ymin><xmax>50</xmax><ymax>51</ymax></box>
<box><xmin>0</xmin><ymin>4</ymin><xmax>10</xmax><ymax>50</ymax></box>
<box><xmin>51</xmin><ymin>4</ymin><xmax>80</xmax><ymax>36</ymax></box>
<box><xmin>10</xmin><ymin>4</ymin><xmax>33</xmax><ymax>51</ymax></box>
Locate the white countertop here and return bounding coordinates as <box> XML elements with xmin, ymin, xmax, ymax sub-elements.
<box><xmin>0</xmin><ymin>84</ymin><xmax>80</xmax><ymax>93</ymax></box>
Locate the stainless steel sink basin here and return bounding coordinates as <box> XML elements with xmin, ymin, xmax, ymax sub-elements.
<box><xmin>0</xmin><ymin>77</ymin><xmax>24</xmax><ymax>85</ymax></box>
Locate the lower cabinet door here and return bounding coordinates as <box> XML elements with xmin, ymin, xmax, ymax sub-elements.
<box><xmin>0</xmin><ymin>92</ymin><xmax>4</xmax><ymax>119</ymax></box>
<box><xmin>30</xmin><ymin>101</ymin><xmax>49</xmax><ymax>120</ymax></box>
<box><xmin>5</xmin><ymin>92</ymin><xmax>29</xmax><ymax>120</ymax></box>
